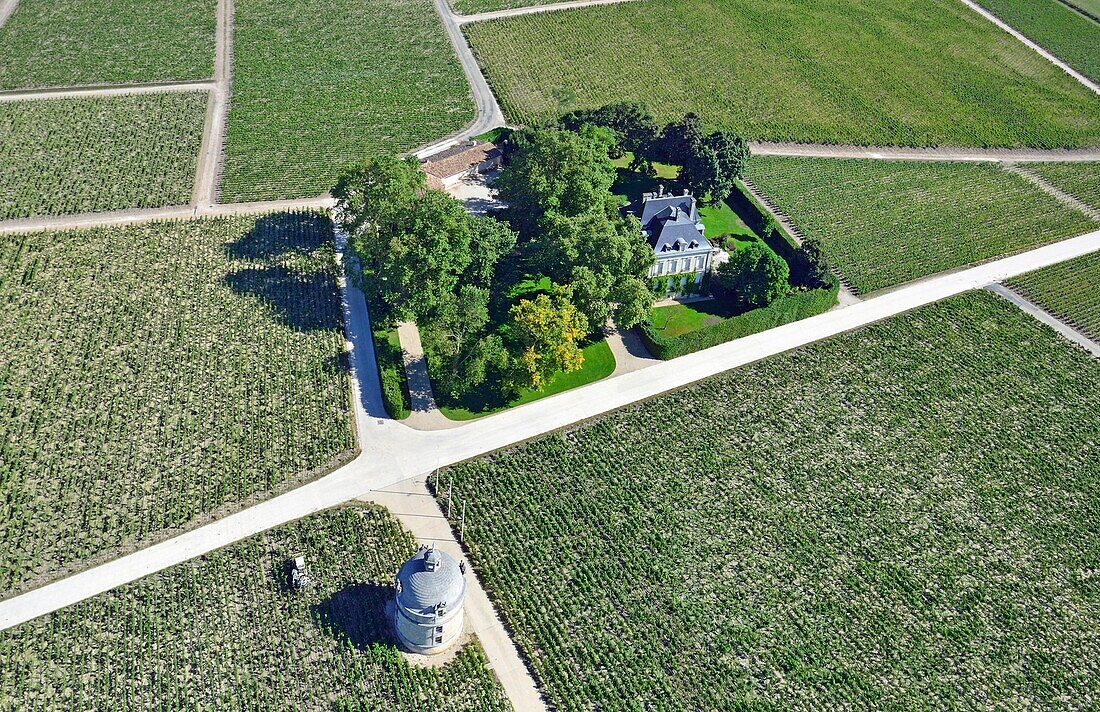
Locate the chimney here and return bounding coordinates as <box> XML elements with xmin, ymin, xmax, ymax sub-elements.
<box><xmin>658</xmin><ymin>184</ymin><xmax>665</xmax><ymax>197</ymax></box>
<box><xmin>683</xmin><ymin>189</ymin><xmax>690</xmax><ymax>196</ymax></box>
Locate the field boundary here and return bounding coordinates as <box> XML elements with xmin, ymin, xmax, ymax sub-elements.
<box><xmin>193</xmin><ymin>0</ymin><xmax>233</xmax><ymax>205</ymax></box>
<box><xmin>454</xmin><ymin>0</ymin><xmax>641</xmax><ymax>24</ymax></box>
<box><xmin>986</xmin><ymin>283</ymin><xmax>1100</xmax><ymax>355</ymax></box>
<box><xmin>1002</xmin><ymin>163</ymin><xmax>1100</xmax><ymax>220</ymax></box>
<box><xmin>750</xmin><ymin>142</ymin><xmax>1100</xmax><ymax>162</ymax></box>
<box><xmin>1055</xmin><ymin>0</ymin><xmax>1100</xmax><ymax>22</ymax></box>
<box><xmin>959</xmin><ymin>0</ymin><xmax>1100</xmax><ymax>95</ymax></box>
<box><xmin>0</xmin><ymin>0</ymin><xmax>18</xmax><ymax>29</ymax></box>
<box><xmin>0</xmin><ymin>81</ymin><xmax>214</xmax><ymax>102</ymax></box>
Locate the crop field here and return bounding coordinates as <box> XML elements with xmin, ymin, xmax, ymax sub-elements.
<box><xmin>0</xmin><ymin>212</ymin><xmax>355</xmax><ymax>597</ymax></box>
<box><xmin>747</xmin><ymin>156</ymin><xmax>1097</xmax><ymax>293</ymax></box>
<box><xmin>0</xmin><ymin>0</ymin><xmax>215</xmax><ymax>89</ymax></box>
<box><xmin>220</xmin><ymin>0</ymin><xmax>474</xmax><ymax>202</ymax></box>
<box><xmin>439</xmin><ymin>292</ymin><xmax>1100</xmax><ymax>710</ymax></box>
<box><xmin>464</xmin><ymin>0</ymin><xmax>1100</xmax><ymax>148</ymax></box>
<box><xmin>0</xmin><ymin>93</ymin><xmax>207</xmax><ymax>220</ymax></box>
<box><xmin>0</xmin><ymin>506</ymin><xmax>511</xmax><ymax>710</ymax></box>
<box><xmin>1028</xmin><ymin>161</ymin><xmax>1100</xmax><ymax>212</ymax></box>
<box><xmin>451</xmin><ymin>0</ymin><xmax>552</xmax><ymax>15</ymax></box>
<box><xmin>976</xmin><ymin>0</ymin><xmax>1100</xmax><ymax>82</ymax></box>
<box><xmin>1008</xmin><ymin>250</ymin><xmax>1100</xmax><ymax>340</ymax></box>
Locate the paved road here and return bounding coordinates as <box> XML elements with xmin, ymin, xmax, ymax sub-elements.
<box><xmin>986</xmin><ymin>283</ymin><xmax>1100</xmax><ymax>356</ymax></box>
<box><xmin>0</xmin><ymin>81</ymin><xmax>214</xmax><ymax>103</ymax></box>
<box><xmin>1</xmin><ymin>227</ymin><xmax>1096</xmax><ymax>633</ymax></box>
<box><xmin>0</xmin><ymin>0</ymin><xmax>20</xmax><ymax>29</ymax></box>
<box><xmin>455</xmin><ymin>0</ymin><xmax>640</xmax><ymax>24</ymax></box>
<box><xmin>192</xmin><ymin>0</ymin><xmax>233</xmax><ymax>206</ymax></box>
<box><xmin>751</xmin><ymin>142</ymin><xmax>1100</xmax><ymax>163</ymax></box>
<box><xmin>960</xmin><ymin>0</ymin><xmax>1099</xmax><ymax>96</ymax></box>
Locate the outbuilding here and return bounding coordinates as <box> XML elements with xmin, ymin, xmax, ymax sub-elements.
<box><xmin>394</xmin><ymin>545</ymin><xmax>467</xmax><ymax>654</ymax></box>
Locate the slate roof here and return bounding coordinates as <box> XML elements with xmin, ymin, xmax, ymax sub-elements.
<box><xmin>395</xmin><ymin>546</ymin><xmax>467</xmax><ymax>617</ymax></box>
<box><xmin>635</xmin><ymin>190</ymin><xmax>712</xmax><ymax>255</ymax></box>
<box><xmin>421</xmin><ymin>141</ymin><xmax>501</xmax><ymax>180</ymax></box>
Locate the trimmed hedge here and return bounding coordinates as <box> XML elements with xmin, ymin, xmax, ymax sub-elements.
<box><xmin>639</xmin><ymin>283</ymin><xmax>840</xmax><ymax>360</ymax></box>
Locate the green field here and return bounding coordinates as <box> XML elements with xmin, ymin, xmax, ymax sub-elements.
<box><xmin>0</xmin><ymin>213</ymin><xmax>355</xmax><ymax>597</ymax></box>
<box><xmin>748</xmin><ymin>156</ymin><xmax>1097</xmax><ymax>293</ymax></box>
<box><xmin>220</xmin><ymin>0</ymin><xmax>474</xmax><ymax>202</ymax></box>
<box><xmin>0</xmin><ymin>93</ymin><xmax>207</xmax><ymax>220</ymax></box>
<box><xmin>451</xmin><ymin>0</ymin><xmax>552</xmax><ymax>14</ymax></box>
<box><xmin>464</xmin><ymin>0</ymin><xmax>1100</xmax><ymax>148</ymax></box>
<box><xmin>0</xmin><ymin>506</ymin><xmax>510</xmax><ymax>711</ymax></box>
<box><xmin>976</xmin><ymin>0</ymin><xmax>1100</xmax><ymax>82</ymax></box>
<box><xmin>648</xmin><ymin>300</ymin><xmax>732</xmax><ymax>338</ymax></box>
<box><xmin>0</xmin><ymin>0</ymin><xmax>215</xmax><ymax>89</ymax></box>
<box><xmin>1028</xmin><ymin>161</ymin><xmax>1100</xmax><ymax>212</ymax></box>
<box><xmin>1066</xmin><ymin>0</ymin><xmax>1100</xmax><ymax>16</ymax></box>
<box><xmin>1008</xmin><ymin>250</ymin><xmax>1100</xmax><ymax>340</ymax></box>
<box><xmin>438</xmin><ymin>292</ymin><xmax>1100</xmax><ymax>710</ymax></box>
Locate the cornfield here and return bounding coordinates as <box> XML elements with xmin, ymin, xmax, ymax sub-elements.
<box><xmin>747</xmin><ymin>156</ymin><xmax>1097</xmax><ymax>293</ymax></box>
<box><xmin>0</xmin><ymin>506</ymin><xmax>511</xmax><ymax>711</ymax></box>
<box><xmin>0</xmin><ymin>93</ymin><xmax>207</xmax><ymax>220</ymax></box>
<box><xmin>439</xmin><ymin>292</ymin><xmax>1100</xmax><ymax>710</ymax></box>
<box><xmin>0</xmin><ymin>212</ymin><xmax>355</xmax><ymax>597</ymax></box>
<box><xmin>1008</xmin><ymin>250</ymin><xmax>1100</xmax><ymax>340</ymax></box>
<box><xmin>464</xmin><ymin>0</ymin><xmax>1100</xmax><ymax>148</ymax></box>
<box><xmin>219</xmin><ymin>0</ymin><xmax>474</xmax><ymax>203</ymax></box>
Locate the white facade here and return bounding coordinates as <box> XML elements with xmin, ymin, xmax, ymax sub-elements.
<box><xmin>394</xmin><ymin>546</ymin><xmax>467</xmax><ymax>654</ymax></box>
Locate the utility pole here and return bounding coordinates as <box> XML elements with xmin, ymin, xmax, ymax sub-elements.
<box><xmin>460</xmin><ymin>499</ymin><xmax>466</xmax><ymax>541</ymax></box>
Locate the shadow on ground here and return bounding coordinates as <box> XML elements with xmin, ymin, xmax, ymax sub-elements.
<box><xmin>312</xmin><ymin>582</ymin><xmax>396</xmax><ymax>651</ymax></box>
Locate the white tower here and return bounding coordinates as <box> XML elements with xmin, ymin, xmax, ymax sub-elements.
<box><xmin>394</xmin><ymin>545</ymin><xmax>467</xmax><ymax>654</ymax></box>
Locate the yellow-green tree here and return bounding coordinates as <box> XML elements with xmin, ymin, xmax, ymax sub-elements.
<box><xmin>506</xmin><ymin>287</ymin><xmax>588</xmax><ymax>391</ymax></box>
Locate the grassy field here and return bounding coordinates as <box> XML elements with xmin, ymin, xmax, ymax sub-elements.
<box><xmin>976</xmin><ymin>0</ymin><xmax>1100</xmax><ymax>82</ymax></box>
<box><xmin>220</xmin><ymin>0</ymin><xmax>474</xmax><ymax>202</ymax></box>
<box><xmin>1008</xmin><ymin>250</ymin><xmax>1100</xmax><ymax>340</ymax></box>
<box><xmin>0</xmin><ymin>93</ymin><xmax>207</xmax><ymax>220</ymax></box>
<box><xmin>465</xmin><ymin>0</ymin><xmax>1100</xmax><ymax>148</ymax></box>
<box><xmin>1028</xmin><ymin>162</ymin><xmax>1100</xmax><ymax>212</ymax></box>
<box><xmin>0</xmin><ymin>0</ymin><xmax>215</xmax><ymax>89</ymax></box>
<box><xmin>437</xmin><ymin>338</ymin><xmax>615</xmax><ymax>420</ymax></box>
<box><xmin>438</xmin><ymin>292</ymin><xmax>1100</xmax><ymax>710</ymax></box>
<box><xmin>747</xmin><ymin>156</ymin><xmax>1097</xmax><ymax>293</ymax></box>
<box><xmin>0</xmin><ymin>506</ymin><xmax>511</xmax><ymax>711</ymax></box>
<box><xmin>648</xmin><ymin>300</ymin><xmax>733</xmax><ymax>338</ymax></box>
<box><xmin>0</xmin><ymin>213</ymin><xmax>355</xmax><ymax>597</ymax></box>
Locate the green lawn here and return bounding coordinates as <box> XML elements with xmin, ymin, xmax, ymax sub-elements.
<box><xmin>1</xmin><ymin>93</ymin><xmax>207</xmax><ymax>219</ymax></box>
<box><xmin>0</xmin><ymin>213</ymin><xmax>355</xmax><ymax>597</ymax></box>
<box><xmin>464</xmin><ymin>0</ymin><xmax>1100</xmax><ymax>148</ymax></box>
<box><xmin>648</xmin><ymin>300</ymin><xmax>732</xmax><ymax>338</ymax></box>
<box><xmin>748</xmin><ymin>156</ymin><xmax>1097</xmax><ymax>293</ymax></box>
<box><xmin>0</xmin><ymin>506</ymin><xmax>511</xmax><ymax>711</ymax></box>
<box><xmin>438</xmin><ymin>291</ymin><xmax>1100</xmax><ymax>709</ymax></box>
<box><xmin>437</xmin><ymin>338</ymin><xmax>616</xmax><ymax>420</ymax></box>
<box><xmin>220</xmin><ymin>0</ymin><xmax>474</xmax><ymax>202</ymax></box>
<box><xmin>976</xmin><ymin>0</ymin><xmax>1100</xmax><ymax>82</ymax></box>
<box><xmin>1028</xmin><ymin>162</ymin><xmax>1100</xmax><ymax>212</ymax></box>
<box><xmin>0</xmin><ymin>0</ymin><xmax>215</xmax><ymax>89</ymax></box>
<box><xmin>373</xmin><ymin>325</ymin><xmax>412</xmax><ymax>420</ymax></box>
<box><xmin>1008</xmin><ymin>250</ymin><xmax>1100</xmax><ymax>340</ymax></box>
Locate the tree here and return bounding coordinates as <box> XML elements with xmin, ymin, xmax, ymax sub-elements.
<box><xmin>495</xmin><ymin>125</ymin><xmax>619</xmax><ymax>237</ymax></box>
<box><xmin>714</xmin><ymin>243</ymin><xmax>790</xmax><ymax>308</ymax></box>
<box><xmin>529</xmin><ymin>209</ymin><xmax>654</xmax><ymax>329</ymax></box>
<box><xmin>504</xmin><ymin>287</ymin><xmax>588</xmax><ymax>391</ymax></box>
<box><xmin>465</xmin><ymin>214</ymin><xmax>518</xmax><ymax>289</ymax></box>
<box><xmin>332</xmin><ymin>155</ymin><xmax>424</xmax><ymax>242</ymax></box>
<box><xmin>792</xmin><ymin>237</ymin><xmax>835</xmax><ymax>288</ymax></box>
<box><xmin>421</xmin><ymin>286</ymin><xmax>505</xmax><ymax>399</ymax></box>
<box><xmin>658</xmin><ymin>112</ymin><xmax>705</xmax><ymax>164</ymax></box>
<box><xmin>561</xmin><ymin>102</ymin><xmax>661</xmax><ymax>160</ymax></box>
<box><xmin>681</xmin><ymin>130</ymin><xmax>750</xmax><ymax>201</ymax></box>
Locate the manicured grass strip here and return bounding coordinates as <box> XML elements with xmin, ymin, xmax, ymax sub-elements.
<box><xmin>465</xmin><ymin>0</ymin><xmax>1100</xmax><ymax>148</ymax></box>
<box><xmin>649</xmin><ymin>301</ymin><xmax>730</xmax><ymax>339</ymax></box>
<box><xmin>1007</xmin><ymin>250</ymin><xmax>1100</xmax><ymax>340</ymax></box>
<box><xmin>437</xmin><ymin>338</ymin><xmax>615</xmax><ymax>420</ymax></box>
<box><xmin>0</xmin><ymin>506</ymin><xmax>511</xmax><ymax>711</ymax></box>
<box><xmin>1028</xmin><ymin>162</ymin><xmax>1100</xmax><ymax>212</ymax></box>
<box><xmin>975</xmin><ymin>0</ymin><xmax>1100</xmax><ymax>82</ymax></box>
<box><xmin>747</xmin><ymin>156</ymin><xmax>1097</xmax><ymax>293</ymax></box>
<box><xmin>0</xmin><ymin>213</ymin><xmax>355</xmax><ymax>597</ymax></box>
<box><xmin>0</xmin><ymin>93</ymin><xmax>207</xmax><ymax>219</ymax></box>
<box><xmin>0</xmin><ymin>0</ymin><xmax>215</xmax><ymax>89</ymax></box>
<box><xmin>220</xmin><ymin>0</ymin><xmax>474</xmax><ymax>202</ymax></box>
<box><xmin>439</xmin><ymin>291</ymin><xmax>1100</xmax><ymax>710</ymax></box>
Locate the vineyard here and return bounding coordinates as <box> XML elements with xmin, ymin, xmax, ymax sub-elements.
<box><xmin>1028</xmin><ymin>162</ymin><xmax>1100</xmax><ymax>212</ymax></box>
<box><xmin>463</xmin><ymin>0</ymin><xmax>1100</xmax><ymax>148</ymax></box>
<box><xmin>0</xmin><ymin>93</ymin><xmax>207</xmax><ymax>220</ymax></box>
<box><xmin>438</xmin><ymin>292</ymin><xmax>1100</xmax><ymax>710</ymax></box>
<box><xmin>747</xmin><ymin>156</ymin><xmax>1097</xmax><ymax>293</ymax></box>
<box><xmin>451</xmin><ymin>0</ymin><xmax>551</xmax><ymax>15</ymax></box>
<box><xmin>219</xmin><ymin>0</ymin><xmax>474</xmax><ymax>202</ymax></box>
<box><xmin>0</xmin><ymin>212</ymin><xmax>355</xmax><ymax>597</ymax></box>
<box><xmin>975</xmin><ymin>0</ymin><xmax>1099</xmax><ymax>82</ymax></box>
<box><xmin>1007</xmin><ymin>250</ymin><xmax>1100</xmax><ymax>340</ymax></box>
<box><xmin>0</xmin><ymin>0</ymin><xmax>215</xmax><ymax>89</ymax></box>
<box><xmin>0</xmin><ymin>506</ymin><xmax>511</xmax><ymax>711</ymax></box>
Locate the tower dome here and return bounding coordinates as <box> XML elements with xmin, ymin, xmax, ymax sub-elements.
<box><xmin>394</xmin><ymin>545</ymin><xmax>467</xmax><ymax>654</ymax></box>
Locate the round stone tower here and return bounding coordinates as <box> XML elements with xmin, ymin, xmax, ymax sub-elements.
<box><xmin>394</xmin><ymin>544</ymin><xmax>467</xmax><ymax>654</ymax></box>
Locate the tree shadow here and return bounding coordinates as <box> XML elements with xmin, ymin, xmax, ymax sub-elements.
<box><xmin>227</xmin><ymin>211</ymin><xmax>331</xmax><ymax>262</ymax></box>
<box><xmin>224</xmin><ymin>266</ymin><xmax>342</xmax><ymax>332</ymax></box>
<box><xmin>311</xmin><ymin>582</ymin><xmax>396</xmax><ymax>651</ymax></box>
